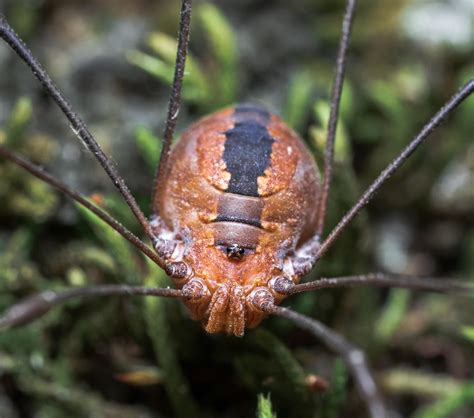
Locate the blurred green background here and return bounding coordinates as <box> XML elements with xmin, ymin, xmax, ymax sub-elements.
<box><xmin>0</xmin><ymin>0</ymin><xmax>473</xmax><ymax>417</ymax></box>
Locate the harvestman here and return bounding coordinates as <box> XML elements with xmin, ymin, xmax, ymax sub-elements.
<box><xmin>0</xmin><ymin>1</ymin><xmax>473</xmax><ymax>417</ymax></box>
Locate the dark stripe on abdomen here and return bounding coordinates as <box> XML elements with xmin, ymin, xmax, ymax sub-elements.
<box><xmin>214</xmin><ymin>214</ymin><xmax>261</xmax><ymax>228</ymax></box>
<box><xmin>223</xmin><ymin>106</ymin><xmax>274</xmax><ymax>197</ymax></box>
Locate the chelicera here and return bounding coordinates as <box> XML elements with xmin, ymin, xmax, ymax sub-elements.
<box><xmin>0</xmin><ymin>1</ymin><xmax>473</xmax><ymax>417</ymax></box>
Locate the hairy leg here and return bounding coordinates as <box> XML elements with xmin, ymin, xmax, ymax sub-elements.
<box><xmin>272</xmin><ymin>272</ymin><xmax>473</xmax><ymax>296</ymax></box>
<box><xmin>0</xmin><ymin>145</ymin><xmax>167</xmax><ymax>266</ymax></box>
<box><xmin>259</xmin><ymin>303</ymin><xmax>387</xmax><ymax>418</ymax></box>
<box><xmin>298</xmin><ymin>79</ymin><xmax>474</xmax><ymax>273</ymax></box>
<box><xmin>0</xmin><ymin>285</ymin><xmax>182</xmax><ymax>329</ymax></box>
<box><xmin>151</xmin><ymin>0</ymin><xmax>193</xmax><ymax>212</ymax></box>
<box><xmin>316</xmin><ymin>0</ymin><xmax>358</xmax><ymax>238</ymax></box>
<box><xmin>0</xmin><ymin>16</ymin><xmax>152</xmax><ymax>238</ymax></box>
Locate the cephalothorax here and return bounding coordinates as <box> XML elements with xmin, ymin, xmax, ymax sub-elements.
<box><xmin>0</xmin><ymin>1</ymin><xmax>473</xmax><ymax>417</ymax></box>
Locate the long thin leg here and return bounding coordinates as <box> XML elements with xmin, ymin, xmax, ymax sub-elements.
<box><xmin>0</xmin><ymin>145</ymin><xmax>167</xmax><ymax>268</ymax></box>
<box><xmin>262</xmin><ymin>304</ymin><xmax>387</xmax><ymax>418</ymax></box>
<box><xmin>0</xmin><ymin>285</ymin><xmax>182</xmax><ymax>329</ymax></box>
<box><xmin>273</xmin><ymin>272</ymin><xmax>473</xmax><ymax>295</ymax></box>
<box><xmin>0</xmin><ymin>16</ymin><xmax>153</xmax><ymax>239</ymax></box>
<box><xmin>307</xmin><ymin>79</ymin><xmax>474</xmax><ymax>266</ymax></box>
<box><xmin>316</xmin><ymin>0</ymin><xmax>357</xmax><ymax>239</ymax></box>
<box><xmin>151</xmin><ymin>0</ymin><xmax>193</xmax><ymax>212</ymax></box>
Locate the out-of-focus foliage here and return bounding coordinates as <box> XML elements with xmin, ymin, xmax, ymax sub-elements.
<box><xmin>0</xmin><ymin>98</ymin><xmax>58</xmax><ymax>220</ymax></box>
<box><xmin>0</xmin><ymin>0</ymin><xmax>473</xmax><ymax>417</ymax></box>
<box><xmin>319</xmin><ymin>360</ymin><xmax>347</xmax><ymax>418</ymax></box>
<box><xmin>413</xmin><ymin>383</ymin><xmax>474</xmax><ymax>418</ymax></box>
<box><xmin>128</xmin><ymin>2</ymin><xmax>238</xmax><ymax>111</ymax></box>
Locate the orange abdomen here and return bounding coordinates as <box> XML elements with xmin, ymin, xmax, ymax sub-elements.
<box><xmin>153</xmin><ymin>104</ymin><xmax>321</xmax><ymax>336</ymax></box>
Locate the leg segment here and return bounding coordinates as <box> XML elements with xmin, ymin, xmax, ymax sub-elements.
<box><xmin>0</xmin><ymin>16</ymin><xmax>153</xmax><ymax>239</ymax></box>
<box><xmin>272</xmin><ymin>272</ymin><xmax>473</xmax><ymax>296</ymax></box>
<box><xmin>316</xmin><ymin>0</ymin><xmax>358</xmax><ymax>238</ymax></box>
<box><xmin>0</xmin><ymin>146</ymin><xmax>189</xmax><ymax>275</ymax></box>
<box><xmin>261</xmin><ymin>304</ymin><xmax>387</xmax><ymax>418</ymax></box>
<box><xmin>0</xmin><ymin>285</ymin><xmax>182</xmax><ymax>329</ymax></box>
<box><xmin>302</xmin><ymin>79</ymin><xmax>474</xmax><ymax>270</ymax></box>
<box><xmin>0</xmin><ymin>145</ymin><xmax>168</xmax><ymax>267</ymax></box>
<box><xmin>151</xmin><ymin>0</ymin><xmax>193</xmax><ymax>212</ymax></box>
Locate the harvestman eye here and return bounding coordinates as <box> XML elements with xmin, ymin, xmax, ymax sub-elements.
<box><xmin>0</xmin><ymin>2</ymin><xmax>473</xmax><ymax>418</ymax></box>
<box><xmin>226</xmin><ymin>244</ymin><xmax>245</xmax><ymax>259</ymax></box>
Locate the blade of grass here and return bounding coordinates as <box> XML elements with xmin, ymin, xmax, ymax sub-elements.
<box><xmin>257</xmin><ymin>393</ymin><xmax>277</xmax><ymax>418</ymax></box>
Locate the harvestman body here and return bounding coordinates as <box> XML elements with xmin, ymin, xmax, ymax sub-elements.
<box><xmin>152</xmin><ymin>105</ymin><xmax>320</xmax><ymax>336</ymax></box>
<box><xmin>0</xmin><ymin>1</ymin><xmax>473</xmax><ymax>417</ymax></box>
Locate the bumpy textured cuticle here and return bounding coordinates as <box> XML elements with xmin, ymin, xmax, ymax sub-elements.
<box><xmin>272</xmin><ymin>276</ymin><xmax>295</xmax><ymax>295</ymax></box>
<box><xmin>250</xmin><ymin>288</ymin><xmax>274</xmax><ymax>312</ymax></box>
<box><xmin>166</xmin><ymin>261</ymin><xmax>190</xmax><ymax>279</ymax></box>
<box><xmin>182</xmin><ymin>279</ymin><xmax>208</xmax><ymax>301</ymax></box>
